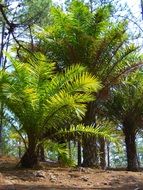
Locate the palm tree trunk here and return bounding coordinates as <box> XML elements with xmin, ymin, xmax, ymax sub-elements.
<box><xmin>37</xmin><ymin>144</ymin><xmax>45</xmax><ymax>162</ymax></box>
<box><xmin>99</xmin><ymin>137</ymin><xmax>106</xmax><ymax>169</ymax></box>
<box><xmin>0</xmin><ymin>103</ymin><xmax>4</xmax><ymax>157</ymax></box>
<box><xmin>123</xmin><ymin>121</ymin><xmax>138</xmax><ymax>171</ymax></box>
<box><xmin>18</xmin><ymin>140</ymin><xmax>22</xmax><ymax>158</ymax></box>
<box><xmin>0</xmin><ymin>17</ymin><xmax>6</xmax><ymax>157</ymax></box>
<box><xmin>82</xmin><ymin>102</ymin><xmax>99</xmax><ymax>167</ymax></box>
<box><xmin>107</xmin><ymin>142</ymin><xmax>110</xmax><ymax>168</ymax></box>
<box><xmin>20</xmin><ymin>135</ymin><xmax>38</xmax><ymax>168</ymax></box>
<box><xmin>68</xmin><ymin>141</ymin><xmax>71</xmax><ymax>160</ymax></box>
<box><xmin>83</xmin><ymin>137</ymin><xmax>99</xmax><ymax>167</ymax></box>
<box><xmin>0</xmin><ymin>124</ymin><xmax>2</xmax><ymax>157</ymax></box>
<box><xmin>77</xmin><ymin>141</ymin><xmax>81</xmax><ymax>166</ymax></box>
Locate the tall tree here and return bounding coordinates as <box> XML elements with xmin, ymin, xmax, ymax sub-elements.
<box><xmin>0</xmin><ymin>0</ymin><xmax>9</xmax><ymax>156</ymax></box>
<box><xmin>105</xmin><ymin>71</ymin><xmax>143</xmax><ymax>171</ymax></box>
<box><xmin>0</xmin><ymin>0</ymin><xmax>52</xmax><ymax>157</ymax></box>
<box><xmin>0</xmin><ymin>52</ymin><xmax>101</xmax><ymax>167</ymax></box>
<box><xmin>35</xmin><ymin>0</ymin><xmax>142</xmax><ymax>167</ymax></box>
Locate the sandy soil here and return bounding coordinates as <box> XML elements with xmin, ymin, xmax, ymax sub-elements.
<box><xmin>0</xmin><ymin>157</ymin><xmax>143</xmax><ymax>190</ymax></box>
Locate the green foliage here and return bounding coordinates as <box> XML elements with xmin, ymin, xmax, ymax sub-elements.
<box><xmin>57</xmin><ymin>123</ymin><xmax>120</xmax><ymax>145</ymax></box>
<box><xmin>105</xmin><ymin>71</ymin><xmax>143</xmax><ymax>125</ymax></box>
<box><xmin>0</xmin><ymin>52</ymin><xmax>101</xmax><ymax>150</ymax></box>
<box><xmin>45</xmin><ymin>140</ymin><xmax>75</xmax><ymax>166</ymax></box>
<box><xmin>36</xmin><ymin>0</ymin><xmax>141</xmax><ymax>89</ymax></box>
<box><xmin>1</xmin><ymin>0</ymin><xmax>142</xmax><ymax>168</ymax></box>
<box><xmin>16</xmin><ymin>0</ymin><xmax>51</xmax><ymax>26</ymax></box>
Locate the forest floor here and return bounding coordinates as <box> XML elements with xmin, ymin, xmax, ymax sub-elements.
<box><xmin>0</xmin><ymin>157</ymin><xmax>143</xmax><ymax>190</ymax></box>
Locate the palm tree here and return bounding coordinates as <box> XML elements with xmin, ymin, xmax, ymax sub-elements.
<box><xmin>0</xmin><ymin>52</ymin><xmax>102</xmax><ymax>168</ymax></box>
<box><xmin>105</xmin><ymin>71</ymin><xmax>143</xmax><ymax>171</ymax></box>
<box><xmin>34</xmin><ymin>0</ymin><xmax>142</xmax><ymax>167</ymax></box>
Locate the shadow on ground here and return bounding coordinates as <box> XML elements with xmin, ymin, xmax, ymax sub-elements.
<box><xmin>1</xmin><ymin>158</ymin><xmax>143</xmax><ymax>190</ymax></box>
<box><xmin>0</xmin><ymin>183</ymin><xmax>143</xmax><ymax>190</ymax></box>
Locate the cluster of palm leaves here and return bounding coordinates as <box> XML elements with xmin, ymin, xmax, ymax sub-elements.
<box><xmin>33</xmin><ymin>0</ymin><xmax>143</xmax><ymax>170</ymax></box>
<box><xmin>1</xmin><ymin>52</ymin><xmax>116</xmax><ymax>167</ymax></box>
<box><xmin>1</xmin><ymin>0</ymin><xmax>143</xmax><ymax>171</ymax></box>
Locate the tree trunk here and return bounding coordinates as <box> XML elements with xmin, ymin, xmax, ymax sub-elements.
<box><xmin>20</xmin><ymin>136</ymin><xmax>38</xmax><ymax>168</ymax></box>
<box><xmin>37</xmin><ymin>144</ymin><xmax>46</xmax><ymax>162</ymax></box>
<box><xmin>68</xmin><ymin>141</ymin><xmax>71</xmax><ymax>160</ymax></box>
<box><xmin>99</xmin><ymin>137</ymin><xmax>106</xmax><ymax>169</ymax></box>
<box><xmin>107</xmin><ymin>142</ymin><xmax>110</xmax><ymax>168</ymax></box>
<box><xmin>82</xmin><ymin>137</ymin><xmax>99</xmax><ymax>167</ymax></box>
<box><xmin>18</xmin><ymin>140</ymin><xmax>22</xmax><ymax>158</ymax></box>
<box><xmin>0</xmin><ymin>0</ymin><xmax>9</xmax><ymax>157</ymax></box>
<box><xmin>0</xmin><ymin>104</ymin><xmax>3</xmax><ymax>157</ymax></box>
<box><xmin>0</xmin><ymin>123</ymin><xmax>2</xmax><ymax>157</ymax></box>
<box><xmin>77</xmin><ymin>141</ymin><xmax>81</xmax><ymax>166</ymax></box>
<box><xmin>37</xmin><ymin>143</ymin><xmax>46</xmax><ymax>162</ymax></box>
<box><xmin>82</xmin><ymin>102</ymin><xmax>99</xmax><ymax>167</ymax></box>
<box><xmin>123</xmin><ymin>121</ymin><xmax>138</xmax><ymax>171</ymax></box>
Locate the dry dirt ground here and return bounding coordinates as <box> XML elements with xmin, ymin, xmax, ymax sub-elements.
<box><xmin>0</xmin><ymin>157</ymin><xmax>143</xmax><ymax>190</ymax></box>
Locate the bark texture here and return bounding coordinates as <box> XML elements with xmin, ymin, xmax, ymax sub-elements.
<box><xmin>107</xmin><ymin>142</ymin><xmax>110</xmax><ymax>168</ymax></box>
<box><xmin>37</xmin><ymin>145</ymin><xmax>45</xmax><ymax>162</ymax></box>
<box><xmin>77</xmin><ymin>142</ymin><xmax>81</xmax><ymax>166</ymax></box>
<box><xmin>99</xmin><ymin>137</ymin><xmax>106</xmax><ymax>169</ymax></box>
<box><xmin>82</xmin><ymin>137</ymin><xmax>99</xmax><ymax>167</ymax></box>
<box><xmin>20</xmin><ymin>137</ymin><xmax>38</xmax><ymax>168</ymax></box>
<box><xmin>82</xmin><ymin>102</ymin><xmax>99</xmax><ymax>167</ymax></box>
<box><xmin>123</xmin><ymin>120</ymin><xmax>138</xmax><ymax>171</ymax></box>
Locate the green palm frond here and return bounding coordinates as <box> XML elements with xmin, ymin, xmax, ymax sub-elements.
<box><xmin>35</xmin><ymin>2</ymin><xmax>142</xmax><ymax>90</ymax></box>
<box><xmin>104</xmin><ymin>71</ymin><xmax>143</xmax><ymax>124</ymax></box>
<box><xmin>56</xmin><ymin>124</ymin><xmax>119</xmax><ymax>144</ymax></box>
<box><xmin>0</xmin><ymin>52</ymin><xmax>101</xmax><ymax>140</ymax></box>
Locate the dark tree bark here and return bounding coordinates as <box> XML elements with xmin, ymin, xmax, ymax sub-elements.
<box><xmin>99</xmin><ymin>137</ymin><xmax>106</xmax><ymax>169</ymax></box>
<box><xmin>0</xmin><ymin>103</ymin><xmax>4</xmax><ymax>157</ymax></box>
<box><xmin>0</xmin><ymin>124</ymin><xmax>2</xmax><ymax>157</ymax></box>
<box><xmin>18</xmin><ymin>140</ymin><xmax>22</xmax><ymax>158</ymax></box>
<box><xmin>20</xmin><ymin>149</ymin><xmax>38</xmax><ymax>168</ymax></box>
<box><xmin>77</xmin><ymin>141</ymin><xmax>81</xmax><ymax>166</ymax></box>
<box><xmin>123</xmin><ymin>120</ymin><xmax>138</xmax><ymax>171</ymax></box>
<box><xmin>68</xmin><ymin>141</ymin><xmax>71</xmax><ymax>160</ymax></box>
<box><xmin>40</xmin><ymin>146</ymin><xmax>45</xmax><ymax>162</ymax></box>
<box><xmin>20</xmin><ymin>136</ymin><xmax>38</xmax><ymax>168</ymax></box>
<box><xmin>82</xmin><ymin>137</ymin><xmax>99</xmax><ymax>167</ymax></box>
<box><xmin>0</xmin><ymin>11</ymin><xmax>6</xmax><ymax>157</ymax></box>
<box><xmin>37</xmin><ymin>144</ymin><xmax>46</xmax><ymax>162</ymax></box>
<box><xmin>107</xmin><ymin>142</ymin><xmax>110</xmax><ymax>168</ymax></box>
<box><xmin>82</xmin><ymin>102</ymin><xmax>99</xmax><ymax>167</ymax></box>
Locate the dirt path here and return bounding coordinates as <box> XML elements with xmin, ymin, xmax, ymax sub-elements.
<box><xmin>0</xmin><ymin>157</ymin><xmax>143</xmax><ymax>190</ymax></box>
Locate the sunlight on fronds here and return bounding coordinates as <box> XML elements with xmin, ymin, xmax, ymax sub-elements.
<box><xmin>0</xmin><ymin>52</ymin><xmax>101</xmax><ymax>139</ymax></box>
<box><xmin>57</xmin><ymin>124</ymin><xmax>120</xmax><ymax>145</ymax></box>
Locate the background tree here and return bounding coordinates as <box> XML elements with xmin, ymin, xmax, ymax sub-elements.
<box><xmin>0</xmin><ymin>52</ymin><xmax>102</xmax><ymax>167</ymax></box>
<box><xmin>0</xmin><ymin>0</ymin><xmax>143</xmax><ymax>171</ymax></box>
<box><xmin>0</xmin><ymin>0</ymin><xmax>51</xmax><ymax>157</ymax></box>
<box><xmin>104</xmin><ymin>71</ymin><xmax>143</xmax><ymax>171</ymax></box>
<box><xmin>34</xmin><ymin>0</ymin><xmax>143</xmax><ymax>167</ymax></box>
